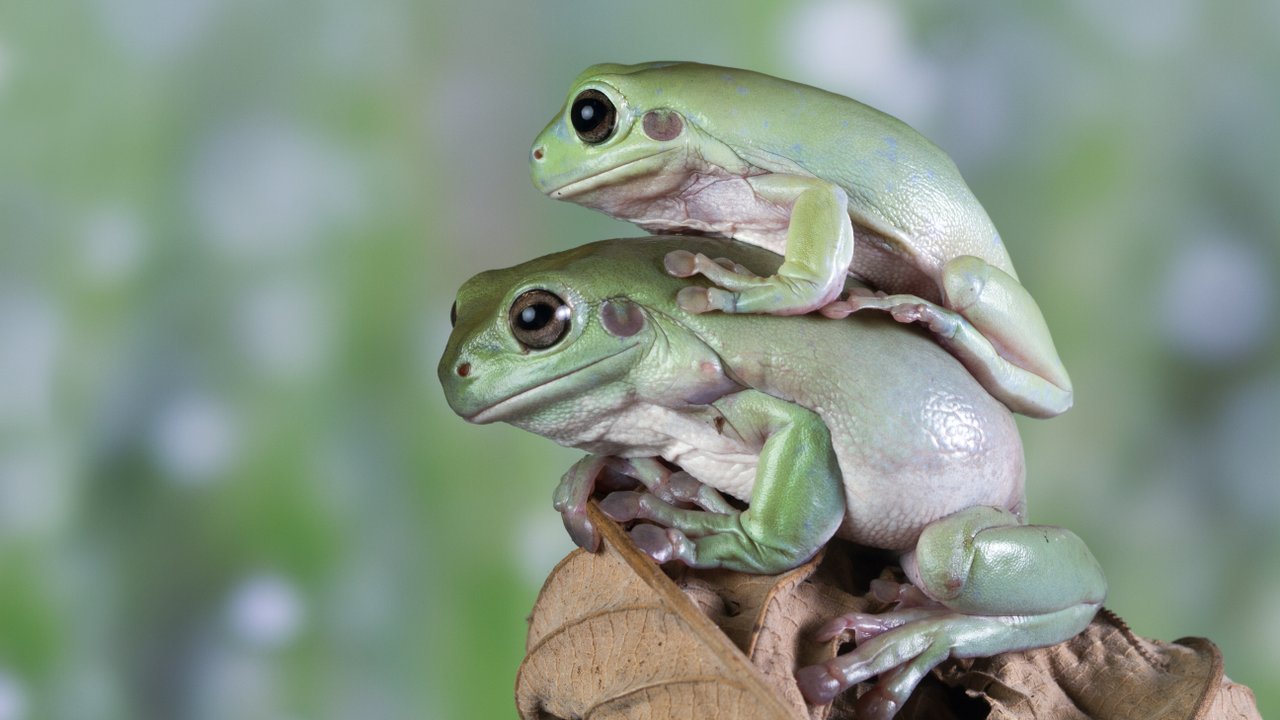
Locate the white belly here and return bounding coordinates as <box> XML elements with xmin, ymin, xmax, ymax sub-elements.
<box><xmin>568</xmin><ymin>402</ymin><xmax>763</xmax><ymax>503</ymax></box>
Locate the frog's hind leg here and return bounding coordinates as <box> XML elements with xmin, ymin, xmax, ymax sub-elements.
<box><xmin>796</xmin><ymin>506</ymin><xmax>1106</xmax><ymax>716</ymax></box>
<box><xmin>821</xmin><ymin>255</ymin><xmax>1073</xmax><ymax>418</ymax></box>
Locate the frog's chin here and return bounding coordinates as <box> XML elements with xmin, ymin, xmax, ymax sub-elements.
<box><xmin>465</xmin><ymin>344</ymin><xmax>641</xmax><ymax>425</ymax></box>
<box><xmin>546</xmin><ymin>148</ymin><xmax>681</xmax><ymax>200</ymax></box>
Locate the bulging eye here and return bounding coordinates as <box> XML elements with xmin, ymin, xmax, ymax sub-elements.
<box><xmin>570</xmin><ymin>89</ymin><xmax>617</xmax><ymax>144</ymax></box>
<box><xmin>509</xmin><ymin>289</ymin><xmax>571</xmax><ymax>349</ymax></box>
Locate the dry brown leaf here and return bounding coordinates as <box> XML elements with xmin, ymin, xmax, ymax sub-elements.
<box><xmin>933</xmin><ymin>610</ymin><xmax>1263</xmax><ymax>720</ymax></box>
<box><xmin>672</xmin><ymin>542</ymin><xmax>873</xmax><ymax>720</ymax></box>
<box><xmin>520</xmin><ymin>506</ymin><xmax>1261</xmax><ymax>720</ymax></box>
<box><xmin>516</xmin><ymin>503</ymin><xmax>807</xmax><ymax>720</ymax></box>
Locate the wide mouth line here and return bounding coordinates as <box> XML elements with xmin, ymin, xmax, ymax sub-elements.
<box><xmin>466</xmin><ymin>344</ymin><xmax>638</xmax><ymax>423</ymax></box>
<box><xmin>546</xmin><ymin>148</ymin><xmax>679</xmax><ymax>198</ymax></box>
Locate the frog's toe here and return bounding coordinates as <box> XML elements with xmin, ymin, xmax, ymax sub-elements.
<box><xmin>815</xmin><ymin>612</ymin><xmax>894</xmax><ymax>644</ymax></box>
<box><xmin>795</xmin><ymin>662</ymin><xmax>844</xmax><ymax>705</ymax></box>
<box><xmin>553</xmin><ymin>455</ymin><xmax>613</xmax><ymax>552</ymax></box>
<box><xmin>888</xmin><ymin>303</ymin><xmax>926</xmax><ymax>324</ymax></box>
<box><xmin>663</xmin><ymin>249</ymin><xmax>698</xmax><ymax>277</ymax></box>
<box><xmin>711</xmin><ymin>256</ymin><xmax>757</xmax><ymax>277</ymax></box>
<box><xmin>853</xmin><ymin>681</ymin><xmax>906</xmax><ymax>720</ymax></box>
<box><xmin>869</xmin><ymin>578</ymin><xmax>937</xmax><ymax>608</ymax></box>
<box><xmin>598</xmin><ymin>490</ymin><xmax>643</xmax><ymax>522</ymax></box>
<box><xmin>676</xmin><ymin>286</ymin><xmax>737</xmax><ymax>314</ymax></box>
<box><xmin>818</xmin><ymin>298</ymin><xmax>855</xmax><ymax>319</ymax></box>
<box><xmin>799</xmin><ymin>617</ymin><xmax>952</xmax><ymax>710</ymax></box>
<box><xmin>818</xmin><ymin>287</ymin><xmax>891</xmax><ymax>319</ymax></box>
<box><xmin>628</xmin><ymin>524</ymin><xmax>696</xmax><ymax>565</ymax></box>
<box><xmin>803</xmin><ymin>661</ymin><xmax>923</xmax><ymax>719</ymax></box>
<box><xmin>664</xmin><ymin>472</ymin><xmax>736</xmax><ymax>514</ymax></box>
<box><xmin>559</xmin><ymin>507</ymin><xmax>598</xmax><ymax>552</ymax></box>
<box><xmin>676</xmin><ymin>286</ymin><xmax>714</xmax><ymax>313</ymax></box>
<box><xmin>815</xmin><ymin>606</ymin><xmax>949</xmax><ymax>644</ymax></box>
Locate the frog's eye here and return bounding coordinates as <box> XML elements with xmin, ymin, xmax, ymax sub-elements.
<box><xmin>570</xmin><ymin>89</ymin><xmax>616</xmax><ymax>144</ymax></box>
<box><xmin>509</xmin><ymin>289</ymin><xmax>571</xmax><ymax>350</ymax></box>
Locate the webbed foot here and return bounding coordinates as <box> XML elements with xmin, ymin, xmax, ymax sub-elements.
<box><xmin>819</xmin><ymin>270</ymin><xmax>1073</xmax><ymax>419</ymax></box>
<box><xmin>798</xmin><ymin>604</ymin><xmax>1100</xmax><ymax>714</ymax></box>
<box><xmin>797</xmin><ymin>506</ymin><xmax>1106</xmax><ymax>715</ymax></box>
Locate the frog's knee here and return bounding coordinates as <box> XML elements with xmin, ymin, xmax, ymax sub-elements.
<box><xmin>902</xmin><ymin>506</ymin><xmax>1018</xmax><ymax>603</ymax></box>
<box><xmin>940</xmin><ymin>255</ymin><xmax>1005</xmax><ymax>312</ymax></box>
<box><xmin>906</xmin><ymin>507</ymin><xmax>1107</xmax><ymax>616</ymax></box>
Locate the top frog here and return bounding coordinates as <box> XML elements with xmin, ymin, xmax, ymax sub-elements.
<box><xmin>531</xmin><ymin>62</ymin><xmax>1071</xmax><ymax>418</ymax></box>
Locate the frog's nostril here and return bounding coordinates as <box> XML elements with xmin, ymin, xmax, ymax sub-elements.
<box><xmin>532</xmin><ymin>146</ymin><xmax>545</xmax><ymax>161</ymax></box>
<box><xmin>456</xmin><ymin>362</ymin><xmax>471</xmax><ymax>377</ymax></box>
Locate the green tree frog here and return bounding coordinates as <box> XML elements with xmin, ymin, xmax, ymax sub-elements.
<box><xmin>531</xmin><ymin>62</ymin><xmax>1072</xmax><ymax>418</ymax></box>
<box><xmin>438</xmin><ymin>236</ymin><xmax>1106</xmax><ymax>718</ymax></box>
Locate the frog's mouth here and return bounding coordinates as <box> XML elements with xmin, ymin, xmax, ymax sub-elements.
<box><xmin>546</xmin><ymin>148</ymin><xmax>681</xmax><ymax>199</ymax></box>
<box><xmin>466</xmin><ymin>344</ymin><xmax>641</xmax><ymax>424</ymax></box>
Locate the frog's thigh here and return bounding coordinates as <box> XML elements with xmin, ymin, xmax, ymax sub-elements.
<box><xmin>939</xmin><ymin>255</ymin><xmax>1074</xmax><ymax>417</ymax></box>
<box><xmin>904</xmin><ymin>505</ymin><xmax>1107</xmax><ymax>618</ymax></box>
<box><xmin>701</xmin><ymin>175</ymin><xmax>854</xmax><ymax>315</ymax></box>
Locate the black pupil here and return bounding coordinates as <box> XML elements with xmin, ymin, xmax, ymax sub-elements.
<box><xmin>510</xmin><ymin>289</ymin><xmax>569</xmax><ymax>349</ymax></box>
<box><xmin>572</xmin><ymin>97</ymin><xmax>606</xmax><ymax>132</ymax></box>
<box><xmin>518</xmin><ymin>303</ymin><xmax>553</xmax><ymax>330</ymax></box>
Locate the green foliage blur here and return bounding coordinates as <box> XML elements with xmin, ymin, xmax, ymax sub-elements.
<box><xmin>0</xmin><ymin>1</ymin><xmax>1276</xmax><ymax>718</ymax></box>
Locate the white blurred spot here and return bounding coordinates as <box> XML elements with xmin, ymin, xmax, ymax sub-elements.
<box><xmin>79</xmin><ymin>206</ymin><xmax>147</xmax><ymax>284</ymax></box>
<box><xmin>225</xmin><ymin>574</ymin><xmax>305</xmax><ymax>650</ymax></box>
<box><xmin>1158</xmin><ymin>237</ymin><xmax>1275</xmax><ymax>363</ymax></box>
<box><xmin>0</xmin><ymin>292</ymin><xmax>62</xmax><ymax>427</ymax></box>
<box><xmin>780</xmin><ymin>0</ymin><xmax>938</xmax><ymax>124</ymax></box>
<box><xmin>189</xmin><ymin>116</ymin><xmax>360</xmax><ymax>260</ymax></box>
<box><xmin>515</xmin><ymin>512</ymin><xmax>575</xmax><ymax>590</ymax></box>
<box><xmin>0</xmin><ymin>445</ymin><xmax>70</xmax><ymax>538</ymax></box>
<box><xmin>0</xmin><ymin>670</ymin><xmax>27</xmax><ymax>720</ymax></box>
<box><xmin>1214</xmin><ymin>376</ymin><xmax>1280</xmax><ymax>526</ymax></box>
<box><xmin>149</xmin><ymin>390</ymin><xmax>239</xmax><ymax>484</ymax></box>
<box><xmin>234</xmin><ymin>279</ymin><xmax>331</xmax><ymax>379</ymax></box>
<box><xmin>91</xmin><ymin>0</ymin><xmax>223</xmax><ymax>62</ymax></box>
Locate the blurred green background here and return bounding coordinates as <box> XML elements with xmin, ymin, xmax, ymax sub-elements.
<box><xmin>1</xmin><ymin>0</ymin><xmax>1277</xmax><ymax>718</ymax></box>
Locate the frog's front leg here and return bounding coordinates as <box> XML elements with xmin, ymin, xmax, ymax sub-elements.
<box><xmin>666</xmin><ymin>177</ymin><xmax>854</xmax><ymax>316</ymax></box>
<box><xmin>602</xmin><ymin>389</ymin><xmax>847</xmax><ymax>574</ymax></box>
<box><xmin>822</xmin><ymin>256</ymin><xmax>1073</xmax><ymax>418</ymax></box>
<box><xmin>796</xmin><ymin>506</ymin><xmax>1106</xmax><ymax>718</ymax></box>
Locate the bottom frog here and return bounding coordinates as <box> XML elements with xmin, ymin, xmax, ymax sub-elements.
<box><xmin>438</xmin><ymin>235</ymin><xmax>1106</xmax><ymax>719</ymax></box>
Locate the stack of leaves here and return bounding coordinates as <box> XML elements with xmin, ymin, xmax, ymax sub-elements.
<box><xmin>516</xmin><ymin>504</ymin><xmax>1260</xmax><ymax>720</ymax></box>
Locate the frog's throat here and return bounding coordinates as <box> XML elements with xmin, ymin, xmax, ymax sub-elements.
<box><xmin>546</xmin><ymin>148</ymin><xmax>681</xmax><ymax>199</ymax></box>
<box><xmin>466</xmin><ymin>344</ymin><xmax>642</xmax><ymax>424</ymax></box>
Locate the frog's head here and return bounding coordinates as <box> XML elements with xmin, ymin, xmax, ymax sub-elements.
<box><xmin>530</xmin><ymin>62</ymin><xmax>715</xmax><ymax>211</ymax></box>
<box><xmin>439</xmin><ymin>237</ymin><xmax>745</xmax><ymax>442</ymax></box>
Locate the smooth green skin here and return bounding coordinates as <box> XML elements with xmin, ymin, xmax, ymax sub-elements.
<box><xmin>530</xmin><ymin>61</ymin><xmax>1073</xmax><ymax>418</ymax></box>
<box><xmin>438</xmin><ymin>237</ymin><xmax>1105</xmax><ymax>717</ymax></box>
